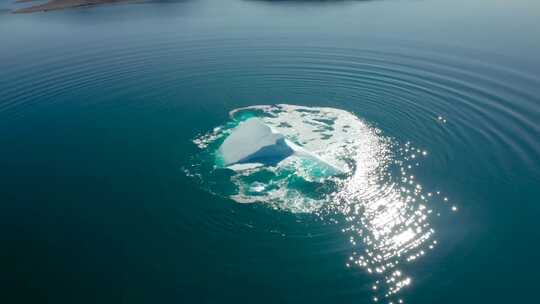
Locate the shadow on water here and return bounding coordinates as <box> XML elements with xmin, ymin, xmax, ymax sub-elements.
<box><xmin>242</xmin><ymin>0</ymin><xmax>382</xmax><ymax>10</ymax></box>
<box><xmin>247</xmin><ymin>0</ymin><xmax>378</xmax><ymax>4</ymax></box>
<box><xmin>252</xmin><ymin>0</ymin><xmax>375</xmax><ymax>2</ymax></box>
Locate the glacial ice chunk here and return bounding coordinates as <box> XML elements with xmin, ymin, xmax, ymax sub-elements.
<box><xmin>218</xmin><ymin>118</ymin><xmax>344</xmax><ymax>175</ymax></box>
<box><xmin>218</xmin><ymin>118</ymin><xmax>294</xmax><ymax>166</ymax></box>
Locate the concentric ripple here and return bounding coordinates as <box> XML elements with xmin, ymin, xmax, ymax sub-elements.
<box><xmin>2</xmin><ymin>25</ymin><xmax>539</xmax><ymax>303</ymax></box>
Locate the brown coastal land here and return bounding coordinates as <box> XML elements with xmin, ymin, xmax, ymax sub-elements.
<box><xmin>13</xmin><ymin>0</ymin><xmax>131</xmax><ymax>13</ymax></box>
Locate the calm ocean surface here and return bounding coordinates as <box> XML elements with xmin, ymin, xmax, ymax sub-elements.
<box><xmin>1</xmin><ymin>0</ymin><xmax>539</xmax><ymax>303</ymax></box>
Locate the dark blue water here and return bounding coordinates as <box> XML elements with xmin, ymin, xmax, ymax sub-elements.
<box><xmin>1</xmin><ymin>0</ymin><xmax>540</xmax><ymax>303</ymax></box>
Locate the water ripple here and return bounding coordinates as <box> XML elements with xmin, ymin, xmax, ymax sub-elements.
<box><xmin>1</xmin><ymin>35</ymin><xmax>539</xmax><ymax>302</ymax></box>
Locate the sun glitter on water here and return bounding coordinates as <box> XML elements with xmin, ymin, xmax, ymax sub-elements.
<box><xmin>187</xmin><ymin>104</ymin><xmax>455</xmax><ymax>303</ymax></box>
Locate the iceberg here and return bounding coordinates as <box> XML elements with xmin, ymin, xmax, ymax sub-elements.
<box><xmin>218</xmin><ymin>118</ymin><xmax>344</xmax><ymax>175</ymax></box>
<box><xmin>218</xmin><ymin>118</ymin><xmax>294</xmax><ymax>166</ymax></box>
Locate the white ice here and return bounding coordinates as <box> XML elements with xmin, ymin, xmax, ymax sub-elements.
<box><xmin>218</xmin><ymin>118</ymin><xmax>344</xmax><ymax>174</ymax></box>
<box><xmin>218</xmin><ymin>118</ymin><xmax>294</xmax><ymax>166</ymax></box>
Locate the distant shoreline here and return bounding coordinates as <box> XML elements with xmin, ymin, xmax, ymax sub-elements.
<box><xmin>13</xmin><ymin>0</ymin><xmax>132</xmax><ymax>13</ymax></box>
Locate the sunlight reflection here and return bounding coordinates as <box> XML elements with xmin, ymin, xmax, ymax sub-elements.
<box><xmin>333</xmin><ymin>140</ymin><xmax>446</xmax><ymax>302</ymax></box>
